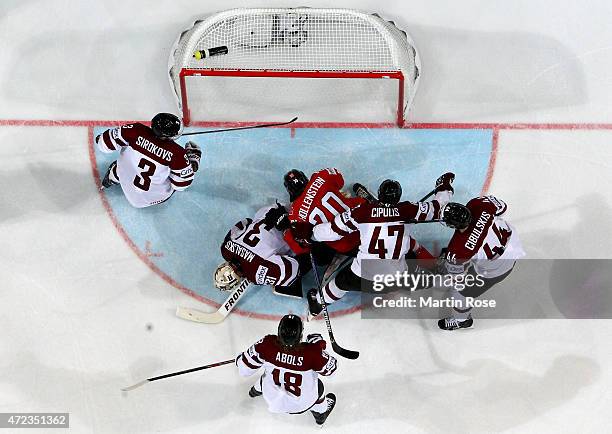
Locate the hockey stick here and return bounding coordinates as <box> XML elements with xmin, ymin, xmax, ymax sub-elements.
<box><xmin>181</xmin><ymin>117</ymin><xmax>298</xmax><ymax>137</ymax></box>
<box><xmin>309</xmin><ymin>252</ymin><xmax>359</xmax><ymax>360</ymax></box>
<box><xmin>322</xmin><ymin>254</ymin><xmax>352</xmax><ymax>285</ymax></box>
<box><xmin>176</xmin><ymin>279</ymin><xmax>252</xmax><ymax>324</ymax></box>
<box><xmin>121</xmin><ymin>358</ymin><xmax>234</xmax><ymax>392</ymax></box>
<box><xmin>418</xmin><ymin>189</ymin><xmax>436</xmax><ymax>202</ymax></box>
<box><xmin>352</xmin><ymin>184</ymin><xmax>441</xmax><ymax>224</ymax></box>
<box><xmin>353</xmin><ymin>184</ymin><xmax>436</xmax><ymax>204</ymax></box>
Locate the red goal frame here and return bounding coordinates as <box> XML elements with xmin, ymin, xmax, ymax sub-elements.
<box><xmin>179</xmin><ymin>69</ymin><xmax>406</xmax><ymax>127</ymax></box>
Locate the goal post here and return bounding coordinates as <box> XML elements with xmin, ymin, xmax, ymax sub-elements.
<box><xmin>169</xmin><ymin>8</ymin><xmax>420</xmax><ymax>127</ymax></box>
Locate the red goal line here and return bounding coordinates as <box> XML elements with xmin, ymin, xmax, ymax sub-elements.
<box><xmin>2</xmin><ymin>119</ymin><xmax>612</xmax><ymax>130</ymax></box>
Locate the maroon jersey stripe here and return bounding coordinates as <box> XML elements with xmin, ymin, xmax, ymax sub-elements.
<box><xmin>279</xmin><ymin>257</ymin><xmax>293</xmax><ymax>286</ymax></box>
<box><xmin>324</xmin><ymin>285</ymin><xmax>342</xmax><ymax>301</ymax></box>
<box><xmin>330</xmin><ymin>219</ymin><xmax>350</xmax><ymax>237</ymax></box>
<box><xmin>342</xmin><ymin>213</ymin><xmax>358</xmax><ymax>231</ymax></box>
<box><xmin>251</xmin><ymin>352</ymin><xmax>263</xmax><ymax>365</ymax></box>
<box><xmin>101</xmin><ymin>130</ymin><xmax>117</xmax><ymax>151</ymax></box>
<box><xmin>241</xmin><ymin>354</ymin><xmax>261</xmax><ymax>370</ymax></box>
<box><xmin>171</xmin><ymin>179</ymin><xmax>192</xmax><ymax>187</ymax></box>
<box><xmin>431</xmin><ymin>200</ymin><xmax>440</xmax><ymax>217</ymax></box>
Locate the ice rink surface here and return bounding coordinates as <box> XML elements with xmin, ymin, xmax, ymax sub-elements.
<box><xmin>1</xmin><ymin>1</ymin><xmax>612</xmax><ymax>433</ymax></box>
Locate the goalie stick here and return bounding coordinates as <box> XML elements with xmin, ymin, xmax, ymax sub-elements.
<box><xmin>181</xmin><ymin>117</ymin><xmax>298</xmax><ymax>137</ymax></box>
<box><xmin>310</xmin><ymin>252</ymin><xmax>360</xmax><ymax>360</ymax></box>
<box><xmin>176</xmin><ymin>279</ymin><xmax>251</xmax><ymax>324</ymax></box>
<box><xmin>121</xmin><ymin>358</ymin><xmax>234</xmax><ymax>392</ymax></box>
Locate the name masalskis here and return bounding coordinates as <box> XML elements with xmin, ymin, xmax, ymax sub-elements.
<box><xmin>224</xmin><ymin>240</ymin><xmax>255</xmax><ymax>262</ymax></box>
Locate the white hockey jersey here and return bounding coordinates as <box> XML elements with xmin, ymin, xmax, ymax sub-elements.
<box><xmin>96</xmin><ymin>123</ymin><xmax>194</xmax><ymax>208</ymax></box>
<box><xmin>221</xmin><ymin>205</ymin><xmax>299</xmax><ymax>287</ymax></box>
<box><xmin>236</xmin><ymin>334</ymin><xmax>337</xmax><ymax>414</ymax></box>
<box><xmin>313</xmin><ymin>190</ymin><xmax>452</xmax><ymax>279</ymax></box>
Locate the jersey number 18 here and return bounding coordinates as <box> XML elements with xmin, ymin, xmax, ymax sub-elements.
<box><xmin>272</xmin><ymin>369</ymin><xmax>302</xmax><ymax>397</ymax></box>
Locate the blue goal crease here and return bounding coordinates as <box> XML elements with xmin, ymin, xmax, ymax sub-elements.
<box><xmin>93</xmin><ymin>126</ymin><xmax>494</xmax><ymax>317</ymax></box>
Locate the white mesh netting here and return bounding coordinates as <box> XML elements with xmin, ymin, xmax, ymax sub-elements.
<box><xmin>169</xmin><ymin>8</ymin><xmax>420</xmax><ymax>125</ymax></box>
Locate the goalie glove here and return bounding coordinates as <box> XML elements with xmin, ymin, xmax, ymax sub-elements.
<box><xmin>434</xmin><ymin>172</ymin><xmax>455</xmax><ymax>194</ymax></box>
<box><xmin>185</xmin><ymin>141</ymin><xmax>202</xmax><ymax>172</ymax></box>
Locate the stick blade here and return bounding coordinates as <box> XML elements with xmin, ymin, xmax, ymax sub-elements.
<box><xmin>176</xmin><ymin>306</ymin><xmax>226</xmax><ymax>324</ymax></box>
<box><xmin>332</xmin><ymin>342</ymin><xmax>360</xmax><ymax>360</ymax></box>
<box><xmin>121</xmin><ymin>380</ymin><xmax>148</xmax><ymax>392</ymax></box>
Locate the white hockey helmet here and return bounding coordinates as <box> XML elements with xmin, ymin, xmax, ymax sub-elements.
<box><xmin>214</xmin><ymin>262</ymin><xmax>242</xmax><ymax>291</ymax></box>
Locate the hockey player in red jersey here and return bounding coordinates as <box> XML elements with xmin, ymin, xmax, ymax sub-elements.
<box><xmin>236</xmin><ymin>314</ymin><xmax>337</xmax><ymax>425</ymax></box>
<box><xmin>292</xmin><ymin>173</ymin><xmax>455</xmax><ymax>315</ymax></box>
<box><xmin>217</xmin><ymin>203</ymin><xmax>305</xmax><ymax>298</ymax></box>
<box><xmin>282</xmin><ymin>168</ymin><xmax>366</xmax><ymax>256</ymax></box>
<box><xmin>436</xmin><ymin>195</ymin><xmax>525</xmax><ymax>330</ymax></box>
<box><xmin>96</xmin><ymin>113</ymin><xmax>202</xmax><ymax>208</ymax></box>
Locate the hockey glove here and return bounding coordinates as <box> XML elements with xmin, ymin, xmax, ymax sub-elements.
<box><xmin>263</xmin><ymin>203</ymin><xmax>290</xmax><ymax>231</ymax></box>
<box><xmin>352</xmin><ymin>182</ymin><xmax>377</xmax><ymax>202</ymax></box>
<box><xmin>435</xmin><ymin>248</ymin><xmax>449</xmax><ymax>274</ymax></box>
<box><xmin>290</xmin><ymin>221</ymin><xmax>314</xmax><ymax>246</ymax></box>
<box><xmin>185</xmin><ymin>141</ymin><xmax>202</xmax><ymax>172</ymax></box>
<box><xmin>434</xmin><ymin>172</ymin><xmax>455</xmax><ymax>194</ymax></box>
<box><xmin>306</xmin><ymin>333</ymin><xmax>326</xmax><ymax>350</ymax></box>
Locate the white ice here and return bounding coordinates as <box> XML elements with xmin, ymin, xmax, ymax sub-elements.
<box><xmin>1</xmin><ymin>1</ymin><xmax>612</xmax><ymax>433</ymax></box>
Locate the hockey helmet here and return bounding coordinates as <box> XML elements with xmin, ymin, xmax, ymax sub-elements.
<box><xmin>278</xmin><ymin>314</ymin><xmax>303</xmax><ymax>347</ymax></box>
<box><xmin>378</xmin><ymin>179</ymin><xmax>402</xmax><ymax>206</ymax></box>
<box><xmin>151</xmin><ymin>113</ymin><xmax>183</xmax><ymax>140</ymax></box>
<box><xmin>442</xmin><ymin>202</ymin><xmax>472</xmax><ymax>230</ymax></box>
<box><xmin>283</xmin><ymin>169</ymin><xmax>309</xmax><ymax>201</ymax></box>
<box><xmin>214</xmin><ymin>261</ymin><xmax>242</xmax><ymax>291</ymax></box>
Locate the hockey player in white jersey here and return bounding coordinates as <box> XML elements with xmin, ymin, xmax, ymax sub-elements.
<box><xmin>217</xmin><ymin>203</ymin><xmax>305</xmax><ymax>298</ymax></box>
<box><xmin>291</xmin><ymin>173</ymin><xmax>455</xmax><ymax>315</ymax></box>
<box><xmin>96</xmin><ymin>113</ymin><xmax>201</xmax><ymax>208</ymax></box>
<box><xmin>236</xmin><ymin>314</ymin><xmax>337</xmax><ymax>425</ymax></box>
<box><xmin>437</xmin><ymin>195</ymin><xmax>526</xmax><ymax>330</ymax></box>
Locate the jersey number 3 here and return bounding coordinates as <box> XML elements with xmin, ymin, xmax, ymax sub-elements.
<box><xmin>133</xmin><ymin>158</ymin><xmax>156</xmax><ymax>191</ymax></box>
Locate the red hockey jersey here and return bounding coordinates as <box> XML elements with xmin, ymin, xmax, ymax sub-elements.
<box><xmin>285</xmin><ymin>168</ymin><xmax>364</xmax><ymax>254</ymax></box>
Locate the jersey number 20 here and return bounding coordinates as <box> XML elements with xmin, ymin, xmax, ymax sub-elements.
<box><xmin>309</xmin><ymin>192</ymin><xmax>350</xmax><ymax>224</ymax></box>
<box><xmin>133</xmin><ymin>158</ymin><xmax>156</xmax><ymax>191</ymax></box>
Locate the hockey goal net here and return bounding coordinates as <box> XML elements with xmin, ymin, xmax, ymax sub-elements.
<box><xmin>169</xmin><ymin>8</ymin><xmax>420</xmax><ymax>127</ymax></box>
